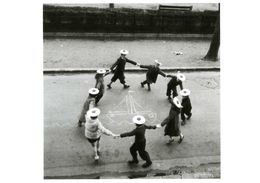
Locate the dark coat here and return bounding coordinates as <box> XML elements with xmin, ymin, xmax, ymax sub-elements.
<box><xmin>167</xmin><ymin>75</ymin><xmax>183</xmax><ymax>90</ymax></box>
<box><xmin>110</xmin><ymin>57</ymin><xmax>137</xmax><ymax>76</ymax></box>
<box><xmin>181</xmin><ymin>97</ymin><xmax>192</xmax><ymax>113</ymax></box>
<box><xmin>120</xmin><ymin>124</ymin><xmax>156</xmax><ymax>143</ymax></box>
<box><xmin>161</xmin><ymin>104</ymin><xmax>181</xmax><ymax>137</ymax></box>
<box><xmin>95</xmin><ymin>74</ymin><xmax>107</xmax><ymax>95</ymax></box>
<box><xmin>79</xmin><ymin>96</ymin><xmax>96</xmax><ymax>122</ymax></box>
<box><xmin>140</xmin><ymin>65</ymin><xmax>166</xmax><ymax>83</ymax></box>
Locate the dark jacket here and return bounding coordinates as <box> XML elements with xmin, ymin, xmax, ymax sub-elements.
<box><xmin>79</xmin><ymin>96</ymin><xmax>96</xmax><ymax>122</ymax></box>
<box><xmin>95</xmin><ymin>73</ymin><xmax>108</xmax><ymax>95</ymax></box>
<box><xmin>120</xmin><ymin>124</ymin><xmax>156</xmax><ymax>143</ymax></box>
<box><xmin>181</xmin><ymin>97</ymin><xmax>192</xmax><ymax>112</ymax></box>
<box><xmin>110</xmin><ymin>57</ymin><xmax>137</xmax><ymax>75</ymax></box>
<box><xmin>140</xmin><ymin>65</ymin><xmax>166</xmax><ymax>83</ymax></box>
<box><xmin>167</xmin><ymin>75</ymin><xmax>183</xmax><ymax>90</ymax></box>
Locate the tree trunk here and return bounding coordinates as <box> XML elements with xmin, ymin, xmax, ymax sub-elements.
<box><xmin>203</xmin><ymin>13</ymin><xmax>220</xmax><ymax>61</ymax></box>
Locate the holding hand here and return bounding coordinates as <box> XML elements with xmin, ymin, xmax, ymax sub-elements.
<box><xmin>156</xmin><ymin>124</ymin><xmax>162</xmax><ymax>128</ymax></box>
<box><xmin>112</xmin><ymin>134</ymin><xmax>120</xmax><ymax>139</ymax></box>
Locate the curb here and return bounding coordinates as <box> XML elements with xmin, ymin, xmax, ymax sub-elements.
<box><xmin>44</xmin><ymin>155</ymin><xmax>220</xmax><ymax>179</ymax></box>
<box><xmin>44</xmin><ymin>33</ymin><xmax>213</xmax><ymax>39</ymax></box>
<box><xmin>43</xmin><ymin>67</ymin><xmax>220</xmax><ymax>74</ymax></box>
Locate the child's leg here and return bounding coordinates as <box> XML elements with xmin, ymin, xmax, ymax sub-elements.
<box><xmin>78</xmin><ymin>101</ymin><xmax>88</xmax><ymax>126</ymax></box>
<box><xmin>181</xmin><ymin>110</ymin><xmax>186</xmax><ymax>125</ymax></box>
<box><xmin>93</xmin><ymin>141</ymin><xmax>99</xmax><ymax>160</ymax></box>
<box><xmin>97</xmin><ymin>139</ymin><xmax>101</xmax><ymax>155</ymax></box>
<box><xmin>147</xmin><ymin>83</ymin><xmax>151</xmax><ymax>91</ymax></box>
<box><xmin>141</xmin><ymin>80</ymin><xmax>148</xmax><ymax>87</ymax></box>
<box><xmin>107</xmin><ymin>75</ymin><xmax>117</xmax><ymax>88</ymax></box>
<box><xmin>167</xmin><ymin>136</ymin><xmax>174</xmax><ymax>144</ymax></box>
<box><xmin>187</xmin><ymin>110</ymin><xmax>192</xmax><ymax>120</ymax></box>
<box><xmin>178</xmin><ymin>133</ymin><xmax>184</xmax><ymax>144</ymax></box>
<box><xmin>95</xmin><ymin>94</ymin><xmax>103</xmax><ymax>105</ymax></box>
<box><xmin>181</xmin><ymin>110</ymin><xmax>186</xmax><ymax>121</ymax></box>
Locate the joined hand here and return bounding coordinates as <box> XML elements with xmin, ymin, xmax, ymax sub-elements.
<box><xmin>156</xmin><ymin>124</ymin><xmax>162</xmax><ymax>128</ymax></box>
<box><xmin>113</xmin><ymin>134</ymin><xmax>120</xmax><ymax>139</ymax></box>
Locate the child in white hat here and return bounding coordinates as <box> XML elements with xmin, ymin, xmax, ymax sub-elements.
<box><xmin>107</xmin><ymin>49</ymin><xmax>140</xmax><ymax>89</ymax></box>
<box><xmin>84</xmin><ymin>108</ymin><xmax>117</xmax><ymax>161</ymax></box>
<box><xmin>156</xmin><ymin>97</ymin><xmax>184</xmax><ymax>144</ymax></box>
<box><xmin>166</xmin><ymin>71</ymin><xmax>185</xmax><ymax>102</ymax></box>
<box><xmin>94</xmin><ymin>69</ymin><xmax>110</xmax><ymax>105</ymax></box>
<box><xmin>139</xmin><ymin>60</ymin><xmax>167</xmax><ymax>91</ymax></box>
<box><xmin>78</xmin><ymin>88</ymin><xmax>99</xmax><ymax>127</ymax></box>
<box><xmin>180</xmin><ymin>89</ymin><xmax>192</xmax><ymax>125</ymax></box>
<box><xmin>114</xmin><ymin>115</ymin><xmax>157</xmax><ymax>168</ymax></box>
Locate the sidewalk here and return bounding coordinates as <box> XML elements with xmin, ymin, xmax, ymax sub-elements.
<box><xmin>43</xmin><ymin>66</ymin><xmax>220</xmax><ymax>74</ymax></box>
<box><xmin>45</xmin><ymin>155</ymin><xmax>220</xmax><ymax>179</ymax></box>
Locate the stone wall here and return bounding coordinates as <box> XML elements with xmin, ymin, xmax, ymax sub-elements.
<box><xmin>43</xmin><ymin>5</ymin><xmax>219</xmax><ymax>34</ymax></box>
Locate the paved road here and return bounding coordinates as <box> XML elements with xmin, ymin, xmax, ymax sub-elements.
<box><xmin>44</xmin><ymin>71</ymin><xmax>220</xmax><ymax>177</ymax></box>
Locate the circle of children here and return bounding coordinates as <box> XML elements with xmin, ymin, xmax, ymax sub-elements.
<box><xmin>78</xmin><ymin>49</ymin><xmax>192</xmax><ymax>168</ymax></box>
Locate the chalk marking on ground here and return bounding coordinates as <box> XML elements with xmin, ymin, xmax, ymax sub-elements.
<box><xmin>104</xmin><ymin>91</ymin><xmax>157</xmax><ymax>124</ymax></box>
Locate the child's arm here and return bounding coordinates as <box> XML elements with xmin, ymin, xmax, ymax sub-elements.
<box><xmin>126</xmin><ymin>58</ymin><xmax>137</xmax><ymax>65</ymax></box>
<box><xmin>158</xmin><ymin>69</ymin><xmax>166</xmax><ymax>77</ymax></box>
<box><xmin>139</xmin><ymin>65</ymin><xmax>150</xmax><ymax>69</ymax></box>
<box><xmin>179</xmin><ymin>82</ymin><xmax>183</xmax><ymax>90</ymax></box>
<box><xmin>104</xmin><ymin>71</ymin><xmax>110</xmax><ymax>77</ymax></box>
<box><xmin>120</xmin><ymin>129</ymin><xmax>136</xmax><ymax>138</ymax></box>
<box><xmin>166</xmin><ymin>74</ymin><xmax>174</xmax><ymax>78</ymax></box>
<box><xmin>160</xmin><ymin>117</ymin><xmax>170</xmax><ymax>127</ymax></box>
<box><xmin>89</xmin><ymin>100</ymin><xmax>95</xmax><ymax>109</ymax></box>
<box><xmin>144</xmin><ymin>124</ymin><xmax>157</xmax><ymax>129</ymax></box>
<box><xmin>95</xmin><ymin>81</ymin><xmax>102</xmax><ymax>90</ymax></box>
<box><xmin>110</xmin><ymin>59</ymin><xmax>119</xmax><ymax>71</ymax></box>
<box><xmin>98</xmin><ymin>122</ymin><xmax>114</xmax><ymax>136</ymax></box>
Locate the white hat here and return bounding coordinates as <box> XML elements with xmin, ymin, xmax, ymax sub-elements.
<box><xmin>180</xmin><ymin>89</ymin><xmax>191</xmax><ymax>96</ymax></box>
<box><xmin>132</xmin><ymin>115</ymin><xmax>146</xmax><ymax>125</ymax></box>
<box><xmin>173</xmin><ymin>97</ymin><xmax>183</xmax><ymax>108</ymax></box>
<box><xmin>177</xmin><ymin>72</ymin><xmax>186</xmax><ymax>82</ymax></box>
<box><xmin>154</xmin><ymin>59</ymin><xmax>162</xmax><ymax>66</ymax></box>
<box><xmin>96</xmin><ymin>69</ymin><xmax>106</xmax><ymax>74</ymax></box>
<box><xmin>87</xmin><ymin>108</ymin><xmax>101</xmax><ymax>118</ymax></box>
<box><xmin>120</xmin><ymin>49</ymin><xmax>129</xmax><ymax>55</ymax></box>
<box><xmin>88</xmin><ymin>88</ymin><xmax>99</xmax><ymax>95</ymax></box>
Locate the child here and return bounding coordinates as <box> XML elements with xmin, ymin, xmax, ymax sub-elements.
<box><xmin>180</xmin><ymin>89</ymin><xmax>192</xmax><ymax>126</ymax></box>
<box><xmin>166</xmin><ymin>71</ymin><xmax>185</xmax><ymax>101</ymax></box>
<box><xmin>156</xmin><ymin>97</ymin><xmax>184</xmax><ymax>144</ymax></box>
<box><xmin>85</xmin><ymin>108</ymin><xmax>117</xmax><ymax>161</ymax></box>
<box><xmin>115</xmin><ymin>115</ymin><xmax>157</xmax><ymax>168</ymax></box>
<box><xmin>107</xmin><ymin>49</ymin><xmax>140</xmax><ymax>89</ymax></box>
<box><xmin>94</xmin><ymin>69</ymin><xmax>110</xmax><ymax>105</ymax></box>
<box><xmin>78</xmin><ymin>88</ymin><xmax>99</xmax><ymax>127</ymax></box>
<box><xmin>139</xmin><ymin>60</ymin><xmax>167</xmax><ymax>91</ymax></box>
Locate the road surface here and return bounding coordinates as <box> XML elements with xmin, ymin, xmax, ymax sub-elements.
<box><xmin>44</xmin><ymin>71</ymin><xmax>220</xmax><ymax>178</ymax></box>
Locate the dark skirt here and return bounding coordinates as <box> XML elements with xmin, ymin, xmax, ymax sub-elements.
<box><xmin>163</xmin><ymin>116</ymin><xmax>181</xmax><ymax>137</ymax></box>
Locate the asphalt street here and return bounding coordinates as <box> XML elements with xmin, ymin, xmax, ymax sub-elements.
<box><xmin>44</xmin><ymin>71</ymin><xmax>220</xmax><ymax>178</ymax></box>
